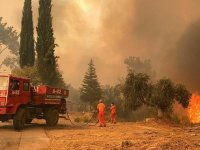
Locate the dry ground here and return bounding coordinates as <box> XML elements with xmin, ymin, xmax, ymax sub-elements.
<box><xmin>45</xmin><ymin>119</ymin><xmax>200</xmax><ymax>150</ymax></box>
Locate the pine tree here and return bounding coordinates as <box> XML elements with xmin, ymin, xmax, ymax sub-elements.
<box><xmin>80</xmin><ymin>59</ymin><xmax>102</xmax><ymax>110</ymax></box>
<box><xmin>36</xmin><ymin>0</ymin><xmax>64</xmax><ymax>87</ymax></box>
<box><xmin>19</xmin><ymin>0</ymin><xmax>35</xmax><ymax>68</ymax></box>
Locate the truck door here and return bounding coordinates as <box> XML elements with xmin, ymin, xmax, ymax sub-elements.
<box><xmin>21</xmin><ymin>81</ymin><xmax>30</xmax><ymax>103</ymax></box>
<box><xmin>8</xmin><ymin>78</ymin><xmax>21</xmax><ymax>107</ymax></box>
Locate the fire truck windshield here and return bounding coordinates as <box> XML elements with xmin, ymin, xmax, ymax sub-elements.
<box><xmin>0</xmin><ymin>76</ymin><xmax>8</xmax><ymax>90</ymax></box>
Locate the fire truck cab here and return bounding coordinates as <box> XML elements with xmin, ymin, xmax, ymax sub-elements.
<box><xmin>0</xmin><ymin>74</ymin><xmax>69</xmax><ymax>130</ymax></box>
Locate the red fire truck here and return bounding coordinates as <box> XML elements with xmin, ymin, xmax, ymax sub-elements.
<box><xmin>0</xmin><ymin>74</ymin><xmax>69</xmax><ymax>130</ymax></box>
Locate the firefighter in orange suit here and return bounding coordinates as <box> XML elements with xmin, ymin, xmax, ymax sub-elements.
<box><xmin>110</xmin><ymin>102</ymin><xmax>116</xmax><ymax>124</ymax></box>
<box><xmin>97</xmin><ymin>99</ymin><xmax>106</xmax><ymax>127</ymax></box>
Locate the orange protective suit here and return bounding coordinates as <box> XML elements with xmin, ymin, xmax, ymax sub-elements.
<box><xmin>97</xmin><ymin>102</ymin><xmax>106</xmax><ymax>127</ymax></box>
<box><xmin>110</xmin><ymin>105</ymin><xmax>116</xmax><ymax>123</ymax></box>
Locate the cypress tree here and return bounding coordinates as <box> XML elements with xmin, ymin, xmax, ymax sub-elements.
<box><xmin>36</xmin><ymin>0</ymin><xmax>62</xmax><ymax>86</ymax></box>
<box><xmin>19</xmin><ymin>0</ymin><xmax>35</xmax><ymax>68</ymax></box>
<box><xmin>80</xmin><ymin>59</ymin><xmax>102</xmax><ymax>110</ymax></box>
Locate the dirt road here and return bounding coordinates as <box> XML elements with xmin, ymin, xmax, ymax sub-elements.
<box><xmin>46</xmin><ymin>119</ymin><xmax>200</xmax><ymax>150</ymax></box>
<box><xmin>1</xmin><ymin>119</ymin><xmax>200</xmax><ymax>150</ymax></box>
<box><xmin>0</xmin><ymin>121</ymin><xmax>50</xmax><ymax>150</ymax></box>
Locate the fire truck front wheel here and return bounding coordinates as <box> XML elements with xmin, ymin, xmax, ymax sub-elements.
<box><xmin>13</xmin><ymin>108</ymin><xmax>26</xmax><ymax>130</ymax></box>
<box><xmin>45</xmin><ymin>108</ymin><xmax>59</xmax><ymax>126</ymax></box>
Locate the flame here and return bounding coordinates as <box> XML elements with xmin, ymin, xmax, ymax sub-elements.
<box><xmin>187</xmin><ymin>93</ymin><xmax>200</xmax><ymax>123</ymax></box>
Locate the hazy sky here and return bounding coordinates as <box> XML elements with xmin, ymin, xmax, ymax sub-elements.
<box><xmin>1</xmin><ymin>0</ymin><xmax>200</xmax><ymax>90</ymax></box>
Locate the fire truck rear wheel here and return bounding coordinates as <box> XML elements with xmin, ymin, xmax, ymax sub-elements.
<box><xmin>45</xmin><ymin>108</ymin><xmax>59</xmax><ymax>126</ymax></box>
<box><xmin>13</xmin><ymin>108</ymin><xmax>26</xmax><ymax>130</ymax></box>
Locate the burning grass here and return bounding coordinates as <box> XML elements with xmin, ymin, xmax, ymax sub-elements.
<box><xmin>187</xmin><ymin>93</ymin><xmax>200</xmax><ymax>124</ymax></box>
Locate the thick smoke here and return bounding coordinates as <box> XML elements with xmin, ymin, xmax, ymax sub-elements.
<box><xmin>100</xmin><ymin>0</ymin><xmax>200</xmax><ymax>90</ymax></box>
<box><xmin>171</xmin><ymin>19</ymin><xmax>200</xmax><ymax>90</ymax></box>
<box><xmin>1</xmin><ymin>0</ymin><xmax>200</xmax><ymax>90</ymax></box>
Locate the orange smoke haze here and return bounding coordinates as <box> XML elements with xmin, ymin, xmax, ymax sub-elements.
<box><xmin>187</xmin><ymin>93</ymin><xmax>200</xmax><ymax>123</ymax></box>
<box><xmin>0</xmin><ymin>0</ymin><xmax>200</xmax><ymax>89</ymax></box>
